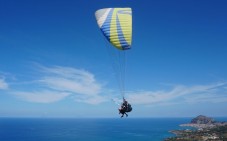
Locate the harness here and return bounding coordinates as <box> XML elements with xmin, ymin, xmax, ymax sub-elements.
<box><xmin>126</xmin><ymin>103</ymin><xmax>132</xmax><ymax>112</ymax></box>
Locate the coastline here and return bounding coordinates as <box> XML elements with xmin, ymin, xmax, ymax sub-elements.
<box><xmin>165</xmin><ymin>116</ymin><xmax>227</xmax><ymax>141</ymax></box>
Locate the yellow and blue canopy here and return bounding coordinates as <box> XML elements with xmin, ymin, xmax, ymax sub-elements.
<box><xmin>95</xmin><ymin>8</ymin><xmax>132</xmax><ymax>50</ymax></box>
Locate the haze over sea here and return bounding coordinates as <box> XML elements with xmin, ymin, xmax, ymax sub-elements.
<box><xmin>0</xmin><ymin>117</ymin><xmax>226</xmax><ymax>141</ymax></box>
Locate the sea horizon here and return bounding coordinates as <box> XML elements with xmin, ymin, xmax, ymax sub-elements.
<box><xmin>1</xmin><ymin>116</ymin><xmax>227</xmax><ymax>119</ymax></box>
<box><xmin>1</xmin><ymin>117</ymin><xmax>227</xmax><ymax>141</ymax></box>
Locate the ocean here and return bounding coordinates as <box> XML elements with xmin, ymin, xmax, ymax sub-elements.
<box><xmin>0</xmin><ymin>117</ymin><xmax>226</xmax><ymax>141</ymax></box>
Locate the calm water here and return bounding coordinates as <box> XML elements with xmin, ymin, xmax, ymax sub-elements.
<box><xmin>0</xmin><ymin>117</ymin><xmax>226</xmax><ymax>141</ymax></box>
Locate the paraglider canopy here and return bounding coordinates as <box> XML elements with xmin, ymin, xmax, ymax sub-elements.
<box><xmin>95</xmin><ymin>8</ymin><xmax>132</xmax><ymax>50</ymax></box>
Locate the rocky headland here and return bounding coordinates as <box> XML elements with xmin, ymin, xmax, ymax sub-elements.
<box><xmin>180</xmin><ymin>115</ymin><xmax>227</xmax><ymax>130</ymax></box>
<box><xmin>165</xmin><ymin>115</ymin><xmax>227</xmax><ymax>141</ymax></box>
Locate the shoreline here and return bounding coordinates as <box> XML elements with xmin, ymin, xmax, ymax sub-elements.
<box><xmin>165</xmin><ymin>117</ymin><xmax>227</xmax><ymax>141</ymax></box>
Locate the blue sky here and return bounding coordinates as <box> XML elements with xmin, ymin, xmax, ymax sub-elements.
<box><xmin>0</xmin><ymin>0</ymin><xmax>227</xmax><ymax>118</ymax></box>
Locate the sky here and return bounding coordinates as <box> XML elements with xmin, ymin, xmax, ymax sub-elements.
<box><xmin>0</xmin><ymin>0</ymin><xmax>227</xmax><ymax>118</ymax></box>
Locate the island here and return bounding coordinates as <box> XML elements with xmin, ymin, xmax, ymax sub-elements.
<box><xmin>165</xmin><ymin>115</ymin><xmax>227</xmax><ymax>141</ymax></box>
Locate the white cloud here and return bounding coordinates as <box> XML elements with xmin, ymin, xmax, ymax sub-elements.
<box><xmin>0</xmin><ymin>78</ymin><xmax>8</xmax><ymax>90</ymax></box>
<box><xmin>14</xmin><ymin>90</ymin><xmax>70</xmax><ymax>103</ymax></box>
<box><xmin>126</xmin><ymin>82</ymin><xmax>227</xmax><ymax>105</ymax></box>
<box><xmin>39</xmin><ymin>66</ymin><xmax>101</xmax><ymax>95</ymax></box>
<box><xmin>11</xmin><ymin>65</ymin><xmax>105</xmax><ymax>104</ymax></box>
